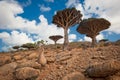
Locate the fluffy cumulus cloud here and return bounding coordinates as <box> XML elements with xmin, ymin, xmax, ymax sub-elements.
<box><xmin>69</xmin><ymin>34</ymin><xmax>77</xmax><ymax>42</ymax></box>
<box><xmin>0</xmin><ymin>31</ymin><xmax>33</xmax><ymax>46</ymax></box>
<box><xmin>65</xmin><ymin>0</ymin><xmax>79</xmax><ymax>8</ymax></box>
<box><xmin>66</xmin><ymin>0</ymin><xmax>120</xmax><ymax>34</ymax></box>
<box><xmin>0</xmin><ymin>0</ymin><xmax>64</xmax><ymax>51</ymax></box>
<box><xmin>39</xmin><ymin>4</ymin><xmax>51</xmax><ymax>12</ymax></box>
<box><xmin>83</xmin><ymin>0</ymin><xmax>120</xmax><ymax>34</ymax></box>
<box><xmin>0</xmin><ymin>0</ymin><xmax>23</xmax><ymax>29</ymax></box>
<box><xmin>21</xmin><ymin>0</ymin><xmax>32</xmax><ymax>7</ymax></box>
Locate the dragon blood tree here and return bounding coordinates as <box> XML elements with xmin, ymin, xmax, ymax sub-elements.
<box><xmin>77</xmin><ymin>18</ymin><xmax>111</xmax><ymax>47</ymax></box>
<box><xmin>49</xmin><ymin>35</ymin><xmax>63</xmax><ymax>46</ymax></box>
<box><xmin>52</xmin><ymin>8</ymin><xmax>82</xmax><ymax>50</ymax></box>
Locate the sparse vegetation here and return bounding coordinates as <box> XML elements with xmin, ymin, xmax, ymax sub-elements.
<box><xmin>1</xmin><ymin>6</ymin><xmax>119</xmax><ymax>80</ymax></box>
<box><xmin>99</xmin><ymin>39</ymin><xmax>109</xmax><ymax>43</ymax></box>
<box><xmin>21</xmin><ymin>43</ymin><xmax>36</xmax><ymax>50</ymax></box>
<box><xmin>12</xmin><ymin>46</ymin><xmax>20</xmax><ymax>50</ymax></box>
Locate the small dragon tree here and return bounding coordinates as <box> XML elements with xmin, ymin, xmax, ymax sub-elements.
<box><xmin>52</xmin><ymin>8</ymin><xmax>82</xmax><ymax>50</ymax></box>
<box><xmin>49</xmin><ymin>35</ymin><xmax>63</xmax><ymax>47</ymax></box>
<box><xmin>99</xmin><ymin>39</ymin><xmax>109</xmax><ymax>43</ymax></box>
<box><xmin>77</xmin><ymin>18</ymin><xmax>111</xmax><ymax>47</ymax></box>
<box><xmin>12</xmin><ymin>46</ymin><xmax>20</xmax><ymax>51</ymax></box>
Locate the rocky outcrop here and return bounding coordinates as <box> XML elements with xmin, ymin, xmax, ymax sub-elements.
<box><xmin>0</xmin><ymin>45</ymin><xmax>120</xmax><ymax>80</ymax></box>
<box><xmin>15</xmin><ymin>67</ymin><xmax>40</xmax><ymax>80</ymax></box>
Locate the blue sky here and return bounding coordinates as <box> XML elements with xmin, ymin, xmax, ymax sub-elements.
<box><xmin>0</xmin><ymin>0</ymin><xmax>120</xmax><ymax>52</ymax></box>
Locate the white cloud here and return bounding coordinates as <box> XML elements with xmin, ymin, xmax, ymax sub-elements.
<box><xmin>83</xmin><ymin>0</ymin><xmax>120</xmax><ymax>34</ymax></box>
<box><xmin>44</xmin><ymin>0</ymin><xmax>54</xmax><ymax>3</ymax></box>
<box><xmin>96</xmin><ymin>33</ymin><xmax>104</xmax><ymax>41</ymax></box>
<box><xmin>65</xmin><ymin>0</ymin><xmax>79</xmax><ymax>8</ymax></box>
<box><xmin>0</xmin><ymin>0</ymin><xmax>23</xmax><ymax>29</ymax></box>
<box><xmin>0</xmin><ymin>31</ymin><xmax>34</xmax><ymax>51</ymax></box>
<box><xmin>84</xmin><ymin>36</ymin><xmax>91</xmax><ymax>42</ymax></box>
<box><xmin>39</xmin><ymin>4</ymin><xmax>51</xmax><ymax>12</ymax></box>
<box><xmin>0</xmin><ymin>0</ymin><xmax>65</xmax><ymax>51</ymax></box>
<box><xmin>69</xmin><ymin>34</ymin><xmax>76</xmax><ymax>40</ymax></box>
<box><xmin>21</xmin><ymin>0</ymin><xmax>32</xmax><ymax>7</ymax></box>
<box><xmin>69</xmin><ymin>34</ymin><xmax>77</xmax><ymax>42</ymax></box>
<box><xmin>66</xmin><ymin>0</ymin><xmax>120</xmax><ymax>34</ymax></box>
<box><xmin>75</xmin><ymin>0</ymin><xmax>120</xmax><ymax>34</ymax></box>
<box><xmin>0</xmin><ymin>31</ymin><xmax>33</xmax><ymax>46</ymax></box>
<box><xmin>78</xmin><ymin>39</ymin><xmax>83</xmax><ymax>42</ymax></box>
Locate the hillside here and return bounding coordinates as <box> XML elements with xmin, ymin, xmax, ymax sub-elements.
<box><xmin>0</xmin><ymin>42</ymin><xmax>120</xmax><ymax>80</ymax></box>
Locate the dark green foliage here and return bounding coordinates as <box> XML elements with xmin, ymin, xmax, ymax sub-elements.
<box><xmin>21</xmin><ymin>43</ymin><xmax>36</xmax><ymax>50</ymax></box>
<box><xmin>12</xmin><ymin>46</ymin><xmax>20</xmax><ymax>50</ymax></box>
<box><xmin>99</xmin><ymin>39</ymin><xmax>109</xmax><ymax>43</ymax></box>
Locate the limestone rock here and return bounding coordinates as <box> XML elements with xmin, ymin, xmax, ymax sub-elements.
<box><xmin>15</xmin><ymin>67</ymin><xmax>40</xmax><ymax>80</ymax></box>
<box><xmin>38</xmin><ymin>48</ymin><xmax>47</xmax><ymax>66</ymax></box>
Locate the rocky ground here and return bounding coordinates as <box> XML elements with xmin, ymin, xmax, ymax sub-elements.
<box><xmin>0</xmin><ymin>42</ymin><xmax>120</xmax><ymax>80</ymax></box>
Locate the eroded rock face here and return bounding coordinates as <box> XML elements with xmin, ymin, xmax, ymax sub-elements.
<box><xmin>15</xmin><ymin>67</ymin><xmax>40</xmax><ymax>80</ymax></box>
<box><xmin>62</xmin><ymin>72</ymin><xmax>86</xmax><ymax>80</ymax></box>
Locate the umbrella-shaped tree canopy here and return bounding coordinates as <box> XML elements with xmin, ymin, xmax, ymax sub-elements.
<box><xmin>77</xmin><ymin>18</ymin><xmax>111</xmax><ymax>47</ymax></box>
<box><xmin>49</xmin><ymin>35</ymin><xmax>63</xmax><ymax>44</ymax></box>
<box><xmin>53</xmin><ymin>8</ymin><xmax>82</xmax><ymax>29</ymax></box>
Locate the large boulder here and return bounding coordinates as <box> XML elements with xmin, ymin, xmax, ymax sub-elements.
<box><xmin>13</xmin><ymin>54</ymin><xmax>23</xmax><ymax>60</ymax></box>
<box><xmin>27</xmin><ymin>52</ymin><xmax>38</xmax><ymax>60</ymax></box>
<box><xmin>0</xmin><ymin>54</ymin><xmax>11</xmax><ymax>66</ymax></box>
<box><xmin>15</xmin><ymin>67</ymin><xmax>40</xmax><ymax>80</ymax></box>
<box><xmin>62</xmin><ymin>72</ymin><xmax>86</xmax><ymax>80</ymax></box>
<box><xmin>85</xmin><ymin>60</ymin><xmax>120</xmax><ymax>78</ymax></box>
<box><xmin>0</xmin><ymin>62</ymin><xmax>17</xmax><ymax>80</ymax></box>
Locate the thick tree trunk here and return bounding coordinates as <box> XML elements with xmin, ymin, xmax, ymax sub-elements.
<box><xmin>54</xmin><ymin>41</ymin><xmax>57</xmax><ymax>49</ymax></box>
<box><xmin>92</xmin><ymin>36</ymin><xmax>97</xmax><ymax>47</ymax></box>
<box><xmin>63</xmin><ymin>28</ymin><xmax>69</xmax><ymax>50</ymax></box>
